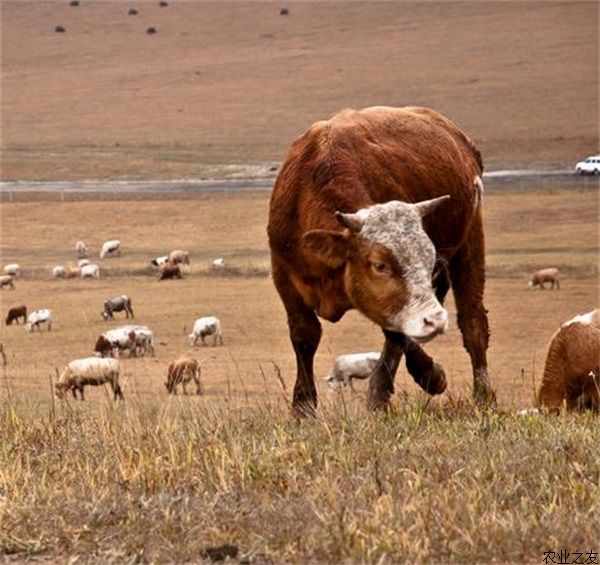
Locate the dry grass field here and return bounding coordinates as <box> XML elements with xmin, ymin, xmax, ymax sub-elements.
<box><xmin>1</xmin><ymin>0</ymin><xmax>600</xmax><ymax>561</ymax></box>
<box><xmin>0</xmin><ymin>185</ymin><xmax>599</xmax><ymax>562</ymax></box>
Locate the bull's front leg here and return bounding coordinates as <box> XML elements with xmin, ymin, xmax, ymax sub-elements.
<box><xmin>367</xmin><ymin>332</ymin><xmax>404</xmax><ymax>410</ymax></box>
<box><xmin>273</xmin><ymin>266</ymin><xmax>322</xmax><ymax>418</ymax></box>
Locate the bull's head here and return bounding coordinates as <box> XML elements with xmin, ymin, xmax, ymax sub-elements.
<box><xmin>302</xmin><ymin>196</ymin><xmax>449</xmax><ymax>342</ymax></box>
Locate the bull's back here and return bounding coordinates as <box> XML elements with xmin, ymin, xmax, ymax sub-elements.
<box><xmin>269</xmin><ymin>106</ymin><xmax>483</xmax><ymax>265</ymax></box>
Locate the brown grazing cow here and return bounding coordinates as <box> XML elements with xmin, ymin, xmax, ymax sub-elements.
<box><xmin>158</xmin><ymin>262</ymin><xmax>182</xmax><ymax>280</ymax></box>
<box><xmin>165</xmin><ymin>356</ymin><xmax>203</xmax><ymax>395</ymax></box>
<box><xmin>537</xmin><ymin>309</ymin><xmax>599</xmax><ymax>413</ymax></box>
<box><xmin>268</xmin><ymin>106</ymin><xmax>495</xmax><ymax>415</ymax></box>
<box><xmin>529</xmin><ymin>267</ymin><xmax>560</xmax><ymax>290</ymax></box>
<box><xmin>6</xmin><ymin>305</ymin><xmax>27</xmax><ymax>325</ymax></box>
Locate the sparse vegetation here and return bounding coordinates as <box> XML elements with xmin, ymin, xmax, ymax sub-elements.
<box><xmin>1</xmin><ymin>395</ymin><xmax>599</xmax><ymax>562</ymax></box>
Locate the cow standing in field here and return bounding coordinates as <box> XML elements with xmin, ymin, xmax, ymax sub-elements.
<box><xmin>55</xmin><ymin>357</ymin><xmax>123</xmax><ymax>400</ymax></box>
<box><xmin>188</xmin><ymin>316</ymin><xmax>223</xmax><ymax>346</ymax></box>
<box><xmin>168</xmin><ymin>249</ymin><xmax>190</xmax><ymax>265</ymax></box>
<box><xmin>158</xmin><ymin>262</ymin><xmax>182</xmax><ymax>280</ymax></box>
<box><xmin>165</xmin><ymin>356</ymin><xmax>210</xmax><ymax>395</ymax></box>
<box><xmin>102</xmin><ymin>295</ymin><xmax>134</xmax><ymax>321</ymax></box>
<box><xmin>26</xmin><ymin>309</ymin><xmax>52</xmax><ymax>332</ymax></box>
<box><xmin>75</xmin><ymin>241</ymin><xmax>87</xmax><ymax>258</ymax></box>
<box><xmin>6</xmin><ymin>305</ymin><xmax>27</xmax><ymax>325</ymax></box>
<box><xmin>529</xmin><ymin>268</ymin><xmax>560</xmax><ymax>290</ymax></box>
<box><xmin>268</xmin><ymin>106</ymin><xmax>495</xmax><ymax>415</ymax></box>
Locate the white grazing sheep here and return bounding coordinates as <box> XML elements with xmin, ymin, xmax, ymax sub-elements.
<box><xmin>188</xmin><ymin>316</ymin><xmax>223</xmax><ymax>346</ymax></box>
<box><xmin>325</xmin><ymin>352</ymin><xmax>381</xmax><ymax>389</ymax></box>
<box><xmin>26</xmin><ymin>309</ymin><xmax>52</xmax><ymax>332</ymax></box>
<box><xmin>3</xmin><ymin>263</ymin><xmax>21</xmax><ymax>277</ymax></box>
<box><xmin>100</xmin><ymin>239</ymin><xmax>121</xmax><ymax>259</ymax></box>
<box><xmin>55</xmin><ymin>357</ymin><xmax>122</xmax><ymax>400</ymax></box>
<box><xmin>81</xmin><ymin>264</ymin><xmax>100</xmax><ymax>279</ymax></box>
<box><xmin>75</xmin><ymin>241</ymin><xmax>88</xmax><ymax>258</ymax></box>
<box><xmin>52</xmin><ymin>266</ymin><xmax>67</xmax><ymax>279</ymax></box>
<box><xmin>537</xmin><ymin>308</ymin><xmax>599</xmax><ymax>413</ymax></box>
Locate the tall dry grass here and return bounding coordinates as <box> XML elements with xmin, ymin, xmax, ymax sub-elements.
<box><xmin>1</xmin><ymin>389</ymin><xmax>599</xmax><ymax>563</ymax></box>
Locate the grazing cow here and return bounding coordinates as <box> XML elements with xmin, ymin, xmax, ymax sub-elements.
<box><xmin>0</xmin><ymin>275</ymin><xmax>15</xmax><ymax>290</ymax></box>
<box><xmin>6</xmin><ymin>305</ymin><xmax>27</xmax><ymax>325</ymax></box>
<box><xmin>529</xmin><ymin>268</ymin><xmax>560</xmax><ymax>290</ymax></box>
<box><xmin>188</xmin><ymin>316</ymin><xmax>223</xmax><ymax>346</ymax></box>
<box><xmin>165</xmin><ymin>355</ymin><xmax>212</xmax><ymax>395</ymax></box>
<box><xmin>325</xmin><ymin>352</ymin><xmax>381</xmax><ymax>390</ymax></box>
<box><xmin>95</xmin><ymin>325</ymin><xmax>153</xmax><ymax>357</ymax></box>
<box><xmin>212</xmin><ymin>258</ymin><xmax>226</xmax><ymax>269</ymax></box>
<box><xmin>537</xmin><ymin>309</ymin><xmax>600</xmax><ymax>413</ymax></box>
<box><xmin>81</xmin><ymin>264</ymin><xmax>100</xmax><ymax>279</ymax></box>
<box><xmin>102</xmin><ymin>295</ymin><xmax>134</xmax><ymax>321</ymax></box>
<box><xmin>99</xmin><ymin>239</ymin><xmax>121</xmax><ymax>259</ymax></box>
<box><xmin>150</xmin><ymin>255</ymin><xmax>169</xmax><ymax>267</ymax></box>
<box><xmin>3</xmin><ymin>263</ymin><xmax>21</xmax><ymax>277</ymax></box>
<box><xmin>168</xmin><ymin>249</ymin><xmax>190</xmax><ymax>265</ymax></box>
<box><xmin>158</xmin><ymin>262</ymin><xmax>182</xmax><ymax>280</ymax></box>
<box><xmin>26</xmin><ymin>309</ymin><xmax>52</xmax><ymax>332</ymax></box>
<box><xmin>268</xmin><ymin>106</ymin><xmax>494</xmax><ymax>415</ymax></box>
<box><xmin>75</xmin><ymin>241</ymin><xmax>87</xmax><ymax>257</ymax></box>
<box><xmin>128</xmin><ymin>328</ymin><xmax>155</xmax><ymax>356</ymax></box>
<box><xmin>55</xmin><ymin>357</ymin><xmax>123</xmax><ymax>401</ymax></box>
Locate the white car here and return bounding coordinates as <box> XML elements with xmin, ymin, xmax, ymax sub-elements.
<box><xmin>574</xmin><ymin>155</ymin><xmax>600</xmax><ymax>175</ymax></box>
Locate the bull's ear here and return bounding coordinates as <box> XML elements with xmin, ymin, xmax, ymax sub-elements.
<box><xmin>414</xmin><ymin>195</ymin><xmax>450</xmax><ymax>217</ymax></box>
<box><xmin>302</xmin><ymin>229</ymin><xmax>350</xmax><ymax>268</ymax></box>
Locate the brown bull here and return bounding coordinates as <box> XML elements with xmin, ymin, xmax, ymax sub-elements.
<box><xmin>268</xmin><ymin>106</ymin><xmax>495</xmax><ymax>415</ymax></box>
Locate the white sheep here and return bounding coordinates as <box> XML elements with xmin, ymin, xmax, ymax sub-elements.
<box><xmin>99</xmin><ymin>240</ymin><xmax>121</xmax><ymax>259</ymax></box>
<box><xmin>81</xmin><ymin>264</ymin><xmax>100</xmax><ymax>279</ymax></box>
<box><xmin>52</xmin><ymin>266</ymin><xmax>67</xmax><ymax>279</ymax></box>
<box><xmin>3</xmin><ymin>263</ymin><xmax>21</xmax><ymax>277</ymax></box>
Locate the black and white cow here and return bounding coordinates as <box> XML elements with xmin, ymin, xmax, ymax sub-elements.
<box><xmin>102</xmin><ymin>295</ymin><xmax>134</xmax><ymax>321</ymax></box>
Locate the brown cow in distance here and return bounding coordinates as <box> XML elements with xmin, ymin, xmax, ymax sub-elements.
<box><xmin>268</xmin><ymin>106</ymin><xmax>495</xmax><ymax>416</ymax></box>
<box><xmin>158</xmin><ymin>262</ymin><xmax>182</xmax><ymax>281</ymax></box>
<box><xmin>6</xmin><ymin>305</ymin><xmax>27</xmax><ymax>325</ymax></box>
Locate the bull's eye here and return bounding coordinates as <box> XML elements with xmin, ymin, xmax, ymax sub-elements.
<box><xmin>371</xmin><ymin>261</ymin><xmax>390</xmax><ymax>275</ymax></box>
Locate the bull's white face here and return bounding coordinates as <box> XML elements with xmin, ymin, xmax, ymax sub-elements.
<box><xmin>303</xmin><ymin>196</ymin><xmax>449</xmax><ymax>342</ymax></box>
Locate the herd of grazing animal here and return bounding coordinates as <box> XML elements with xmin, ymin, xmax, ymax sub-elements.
<box><xmin>2</xmin><ymin>106</ymin><xmax>596</xmax><ymax>414</ymax></box>
<box><xmin>3</xmin><ymin>240</ymin><xmax>227</xmax><ymax>401</ymax></box>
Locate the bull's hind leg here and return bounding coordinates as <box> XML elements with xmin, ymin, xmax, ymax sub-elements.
<box><xmin>273</xmin><ymin>266</ymin><xmax>322</xmax><ymax>417</ymax></box>
<box><xmin>449</xmin><ymin>216</ymin><xmax>495</xmax><ymax>405</ymax></box>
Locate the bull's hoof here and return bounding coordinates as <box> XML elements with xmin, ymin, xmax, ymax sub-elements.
<box><xmin>291</xmin><ymin>397</ymin><xmax>317</xmax><ymax>419</ymax></box>
<box><xmin>367</xmin><ymin>396</ymin><xmax>391</xmax><ymax>412</ymax></box>
<box><xmin>412</xmin><ymin>362</ymin><xmax>447</xmax><ymax>395</ymax></box>
<box><xmin>473</xmin><ymin>382</ymin><xmax>497</xmax><ymax>408</ymax></box>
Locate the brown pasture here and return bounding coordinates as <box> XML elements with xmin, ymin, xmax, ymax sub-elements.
<box><xmin>1</xmin><ymin>1</ymin><xmax>598</xmax><ymax>180</ymax></box>
<box><xmin>0</xmin><ymin>186</ymin><xmax>597</xmax><ymax>412</ymax></box>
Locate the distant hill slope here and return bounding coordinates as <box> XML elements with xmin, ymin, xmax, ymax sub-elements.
<box><xmin>1</xmin><ymin>1</ymin><xmax>598</xmax><ymax>180</ymax></box>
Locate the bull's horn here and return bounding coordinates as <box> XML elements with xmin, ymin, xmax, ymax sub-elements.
<box><xmin>335</xmin><ymin>211</ymin><xmax>364</xmax><ymax>232</ymax></box>
<box><xmin>413</xmin><ymin>195</ymin><xmax>450</xmax><ymax>217</ymax></box>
